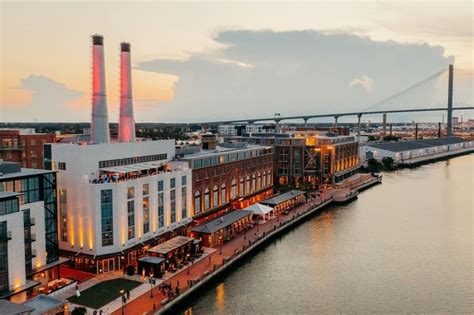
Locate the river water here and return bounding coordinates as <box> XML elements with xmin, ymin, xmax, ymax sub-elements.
<box><xmin>180</xmin><ymin>155</ymin><xmax>473</xmax><ymax>314</ymax></box>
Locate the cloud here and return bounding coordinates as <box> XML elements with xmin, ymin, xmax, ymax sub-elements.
<box><xmin>137</xmin><ymin>30</ymin><xmax>455</xmax><ymax>122</ymax></box>
<box><xmin>350</xmin><ymin>75</ymin><xmax>374</xmax><ymax>92</ymax></box>
<box><xmin>3</xmin><ymin>75</ymin><xmax>86</xmax><ymax>122</ymax></box>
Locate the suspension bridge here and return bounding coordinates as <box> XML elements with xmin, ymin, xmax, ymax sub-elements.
<box><xmin>197</xmin><ymin>65</ymin><xmax>474</xmax><ymax>136</ymax></box>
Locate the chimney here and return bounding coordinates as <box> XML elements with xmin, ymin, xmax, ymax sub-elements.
<box><xmin>91</xmin><ymin>35</ymin><xmax>111</xmax><ymax>144</ymax></box>
<box><xmin>118</xmin><ymin>42</ymin><xmax>136</xmax><ymax>142</ymax></box>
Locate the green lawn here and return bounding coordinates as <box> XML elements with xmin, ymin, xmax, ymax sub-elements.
<box><xmin>68</xmin><ymin>278</ymin><xmax>141</xmax><ymax>309</ymax></box>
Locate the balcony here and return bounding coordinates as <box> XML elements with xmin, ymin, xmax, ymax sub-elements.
<box><xmin>24</xmin><ymin>217</ymin><xmax>36</xmax><ymax>227</ymax></box>
<box><xmin>25</xmin><ymin>249</ymin><xmax>37</xmax><ymax>259</ymax></box>
<box><xmin>25</xmin><ymin>232</ymin><xmax>36</xmax><ymax>243</ymax></box>
<box><xmin>0</xmin><ymin>231</ymin><xmax>12</xmax><ymax>242</ymax></box>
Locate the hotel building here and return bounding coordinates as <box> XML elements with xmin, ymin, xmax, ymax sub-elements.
<box><xmin>0</xmin><ymin>162</ymin><xmax>67</xmax><ymax>302</ymax></box>
<box><xmin>179</xmin><ymin>135</ymin><xmax>274</xmax><ymax>224</ymax></box>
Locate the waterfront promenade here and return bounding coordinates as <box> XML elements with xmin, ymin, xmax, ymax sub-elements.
<box><xmin>103</xmin><ymin>174</ymin><xmax>380</xmax><ymax>315</ymax></box>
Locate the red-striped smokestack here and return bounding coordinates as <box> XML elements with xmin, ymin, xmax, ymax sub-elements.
<box><xmin>118</xmin><ymin>42</ymin><xmax>136</xmax><ymax>142</ymax></box>
<box><xmin>91</xmin><ymin>34</ymin><xmax>111</xmax><ymax>143</ymax></box>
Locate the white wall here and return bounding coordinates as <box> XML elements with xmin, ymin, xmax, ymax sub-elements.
<box><xmin>3</xmin><ymin>211</ymin><xmax>26</xmax><ymax>290</ymax></box>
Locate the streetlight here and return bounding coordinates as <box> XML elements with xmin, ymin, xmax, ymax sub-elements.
<box><xmin>149</xmin><ymin>273</ymin><xmax>155</xmax><ymax>298</ymax></box>
<box><xmin>120</xmin><ymin>288</ymin><xmax>125</xmax><ymax>315</ymax></box>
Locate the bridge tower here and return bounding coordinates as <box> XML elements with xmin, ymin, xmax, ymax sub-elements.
<box><xmin>447</xmin><ymin>64</ymin><xmax>454</xmax><ymax>136</ymax></box>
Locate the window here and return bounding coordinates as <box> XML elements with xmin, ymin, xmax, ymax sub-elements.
<box><xmin>194</xmin><ymin>190</ymin><xmax>201</xmax><ymax>214</ymax></box>
<box><xmin>0</xmin><ymin>198</ymin><xmax>19</xmax><ymax>215</ymax></box>
<box><xmin>213</xmin><ymin>185</ymin><xmax>219</xmax><ymax>208</ymax></box>
<box><xmin>127</xmin><ymin>187</ymin><xmax>135</xmax><ymax>239</ymax></box>
<box><xmin>246</xmin><ymin>175</ymin><xmax>250</xmax><ymax>194</ymax></box>
<box><xmin>267</xmin><ymin>171</ymin><xmax>272</xmax><ymax>186</ymax></box>
<box><xmin>170</xmin><ymin>190</ymin><xmax>176</xmax><ymax>223</ymax></box>
<box><xmin>143</xmin><ymin>184</ymin><xmax>149</xmax><ymax>196</ymax></box>
<box><xmin>231</xmin><ymin>179</ymin><xmax>237</xmax><ymax>199</ymax></box>
<box><xmin>98</xmin><ymin>153</ymin><xmax>168</xmax><ymax>169</ymax></box>
<box><xmin>263</xmin><ymin>171</ymin><xmax>267</xmax><ymax>187</ymax></box>
<box><xmin>101</xmin><ymin>190</ymin><xmax>113</xmax><ymax>246</ymax></box>
<box><xmin>58</xmin><ymin>162</ymin><xmax>67</xmax><ymax>170</ymax></box>
<box><xmin>221</xmin><ymin>183</ymin><xmax>227</xmax><ymax>204</ymax></box>
<box><xmin>204</xmin><ymin>188</ymin><xmax>210</xmax><ymax>210</ymax></box>
<box><xmin>158</xmin><ymin>180</ymin><xmax>164</xmax><ymax>192</ymax></box>
<box><xmin>257</xmin><ymin>173</ymin><xmax>261</xmax><ymax>190</ymax></box>
<box><xmin>251</xmin><ymin>174</ymin><xmax>256</xmax><ymax>192</ymax></box>
<box><xmin>239</xmin><ymin>177</ymin><xmax>244</xmax><ymax>196</ymax></box>
<box><xmin>181</xmin><ymin>176</ymin><xmax>187</xmax><ymax>186</ymax></box>
<box><xmin>158</xmin><ymin>192</ymin><xmax>164</xmax><ymax>228</ymax></box>
<box><xmin>181</xmin><ymin>187</ymin><xmax>187</xmax><ymax>219</ymax></box>
<box><xmin>170</xmin><ymin>178</ymin><xmax>176</xmax><ymax>189</ymax></box>
<box><xmin>59</xmin><ymin>189</ymin><xmax>67</xmax><ymax>242</ymax></box>
<box><xmin>143</xmin><ymin>196</ymin><xmax>150</xmax><ymax>234</ymax></box>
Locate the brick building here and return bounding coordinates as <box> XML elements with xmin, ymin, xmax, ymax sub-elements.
<box><xmin>0</xmin><ymin>130</ymin><xmax>56</xmax><ymax>169</ymax></box>
<box><xmin>179</xmin><ymin>136</ymin><xmax>274</xmax><ymax>224</ymax></box>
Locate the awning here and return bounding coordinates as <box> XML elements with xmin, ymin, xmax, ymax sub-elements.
<box><xmin>243</xmin><ymin>203</ymin><xmax>274</xmax><ymax>215</ymax></box>
<box><xmin>100</xmin><ymin>162</ymin><xmax>164</xmax><ymax>173</ymax></box>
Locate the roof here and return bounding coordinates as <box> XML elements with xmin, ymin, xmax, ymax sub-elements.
<box><xmin>138</xmin><ymin>256</ymin><xmax>165</xmax><ymax>265</ymax></box>
<box><xmin>0</xmin><ymin>191</ymin><xmax>22</xmax><ymax>200</ymax></box>
<box><xmin>243</xmin><ymin>203</ymin><xmax>274</xmax><ymax>215</ymax></box>
<box><xmin>147</xmin><ymin>236</ymin><xmax>194</xmax><ymax>255</ymax></box>
<box><xmin>180</xmin><ymin>144</ymin><xmax>270</xmax><ymax>159</ymax></box>
<box><xmin>0</xmin><ymin>168</ymin><xmax>55</xmax><ymax>180</ymax></box>
<box><xmin>191</xmin><ymin>210</ymin><xmax>252</xmax><ymax>234</ymax></box>
<box><xmin>22</xmin><ymin>295</ymin><xmax>64</xmax><ymax>315</ymax></box>
<box><xmin>100</xmin><ymin>161</ymin><xmax>165</xmax><ymax>173</ymax></box>
<box><xmin>260</xmin><ymin>190</ymin><xmax>306</xmax><ymax>206</ymax></box>
<box><xmin>0</xmin><ymin>300</ymin><xmax>34</xmax><ymax>315</ymax></box>
<box><xmin>366</xmin><ymin>137</ymin><xmax>470</xmax><ymax>153</ymax></box>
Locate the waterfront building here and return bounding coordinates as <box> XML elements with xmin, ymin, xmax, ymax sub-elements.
<box><xmin>225</xmin><ymin>130</ymin><xmax>360</xmax><ymax>186</ymax></box>
<box><xmin>178</xmin><ymin>135</ymin><xmax>274</xmax><ymax>224</ymax></box>
<box><xmin>361</xmin><ymin>136</ymin><xmax>474</xmax><ymax>165</ymax></box>
<box><xmin>0</xmin><ymin>162</ymin><xmax>68</xmax><ymax>302</ymax></box>
<box><xmin>260</xmin><ymin>190</ymin><xmax>306</xmax><ymax>214</ymax></box>
<box><xmin>0</xmin><ymin>129</ymin><xmax>57</xmax><ymax>169</ymax></box>
<box><xmin>45</xmin><ymin>140</ymin><xmax>192</xmax><ymax>273</ymax></box>
<box><xmin>190</xmin><ymin>210</ymin><xmax>253</xmax><ymax>247</ymax></box>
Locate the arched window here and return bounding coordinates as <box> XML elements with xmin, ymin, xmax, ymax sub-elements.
<box><xmin>263</xmin><ymin>171</ymin><xmax>267</xmax><ymax>187</ymax></box>
<box><xmin>204</xmin><ymin>188</ymin><xmax>210</xmax><ymax>210</ymax></box>
<box><xmin>231</xmin><ymin>179</ymin><xmax>237</xmax><ymax>199</ymax></box>
<box><xmin>239</xmin><ymin>177</ymin><xmax>244</xmax><ymax>196</ymax></box>
<box><xmin>246</xmin><ymin>175</ymin><xmax>250</xmax><ymax>194</ymax></box>
<box><xmin>267</xmin><ymin>170</ymin><xmax>272</xmax><ymax>186</ymax></box>
<box><xmin>194</xmin><ymin>190</ymin><xmax>201</xmax><ymax>214</ymax></box>
<box><xmin>257</xmin><ymin>172</ymin><xmax>261</xmax><ymax>190</ymax></box>
<box><xmin>251</xmin><ymin>174</ymin><xmax>256</xmax><ymax>192</ymax></box>
<box><xmin>221</xmin><ymin>183</ymin><xmax>227</xmax><ymax>204</ymax></box>
<box><xmin>213</xmin><ymin>185</ymin><xmax>219</xmax><ymax>208</ymax></box>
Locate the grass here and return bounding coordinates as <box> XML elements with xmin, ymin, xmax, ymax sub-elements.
<box><xmin>68</xmin><ymin>278</ymin><xmax>141</xmax><ymax>309</ymax></box>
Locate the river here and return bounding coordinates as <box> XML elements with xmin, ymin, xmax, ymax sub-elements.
<box><xmin>179</xmin><ymin>155</ymin><xmax>473</xmax><ymax>314</ymax></box>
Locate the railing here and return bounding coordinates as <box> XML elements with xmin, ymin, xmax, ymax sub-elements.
<box><xmin>0</xmin><ymin>231</ymin><xmax>12</xmax><ymax>242</ymax></box>
<box><xmin>26</xmin><ymin>249</ymin><xmax>37</xmax><ymax>259</ymax></box>
<box><xmin>89</xmin><ymin>168</ymin><xmax>185</xmax><ymax>184</ymax></box>
<box><xmin>24</xmin><ymin>217</ymin><xmax>36</xmax><ymax>227</ymax></box>
<box><xmin>25</xmin><ymin>233</ymin><xmax>36</xmax><ymax>243</ymax></box>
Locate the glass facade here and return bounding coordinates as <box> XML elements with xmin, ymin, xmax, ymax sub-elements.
<box><xmin>127</xmin><ymin>187</ymin><xmax>135</xmax><ymax>239</ymax></box>
<box><xmin>98</xmin><ymin>153</ymin><xmax>167</xmax><ymax>168</ymax></box>
<box><xmin>0</xmin><ymin>198</ymin><xmax>19</xmax><ymax>215</ymax></box>
<box><xmin>100</xmin><ymin>190</ymin><xmax>113</xmax><ymax>246</ymax></box>
<box><xmin>158</xmin><ymin>192</ymin><xmax>164</xmax><ymax>228</ymax></box>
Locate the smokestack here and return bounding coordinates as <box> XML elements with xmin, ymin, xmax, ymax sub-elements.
<box><xmin>91</xmin><ymin>35</ymin><xmax>110</xmax><ymax>144</ymax></box>
<box><xmin>118</xmin><ymin>42</ymin><xmax>136</xmax><ymax>142</ymax></box>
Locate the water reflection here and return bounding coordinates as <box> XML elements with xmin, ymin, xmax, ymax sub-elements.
<box><xmin>180</xmin><ymin>155</ymin><xmax>473</xmax><ymax>314</ymax></box>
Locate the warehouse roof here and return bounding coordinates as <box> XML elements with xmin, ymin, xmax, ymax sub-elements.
<box><xmin>366</xmin><ymin>137</ymin><xmax>469</xmax><ymax>152</ymax></box>
<box><xmin>191</xmin><ymin>210</ymin><xmax>252</xmax><ymax>234</ymax></box>
<box><xmin>260</xmin><ymin>190</ymin><xmax>305</xmax><ymax>206</ymax></box>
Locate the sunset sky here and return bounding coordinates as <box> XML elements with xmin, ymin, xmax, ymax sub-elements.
<box><xmin>1</xmin><ymin>1</ymin><xmax>472</xmax><ymax>123</ymax></box>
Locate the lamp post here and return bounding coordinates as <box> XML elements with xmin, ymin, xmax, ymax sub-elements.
<box><xmin>149</xmin><ymin>274</ymin><xmax>155</xmax><ymax>298</ymax></box>
<box><xmin>120</xmin><ymin>288</ymin><xmax>125</xmax><ymax>315</ymax></box>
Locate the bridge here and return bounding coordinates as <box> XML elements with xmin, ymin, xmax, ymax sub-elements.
<box><xmin>196</xmin><ymin>65</ymin><xmax>473</xmax><ymax>136</ymax></box>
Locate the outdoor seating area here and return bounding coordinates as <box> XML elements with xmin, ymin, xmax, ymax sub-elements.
<box><xmin>90</xmin><ymin>163</ymin><xmax>184</xmax><ymax>184</ymax></box>
<box><xmin>243</xmin><ymin>203</ymin><xmax>275</xmax><ymax>223</ymax></box>
<box><xmin>145</xmin><ymin>236</ymin><xmax>202</xmax><ymax>276</ymax></box>
<box><xmin>260</xmin><ymin>190</ymin><xmax>306</xmax><ymax>214</ymax></box>
<box><xmin>190</xmin><ymin>210</ymin><xmax>253</xmax><ymax>247</ymax></box>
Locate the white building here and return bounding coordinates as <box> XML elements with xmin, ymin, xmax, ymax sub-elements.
<box><xmin>360</xmin><ymin>137</ymin><xmax>474</xmax><ymax>164</ymax></box>
<box><xmin>45</xmin><ymin>140</ymin><xmax>192</xmax><ymax>273</ymax></box>
<box><xmin>217</xmin><ymin>124</ymin><xmax>238</xmax><ymax>136</ymax></box>
<box><xmin>0</xmin><ymin>162</ymin><xmax>70</xmax><ymax>302</ymax></box>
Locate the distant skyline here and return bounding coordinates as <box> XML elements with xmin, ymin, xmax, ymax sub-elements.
<box><xmin>1</xmin><ymin>1</ymin><xmax>472</xmax><ymax>123</ymax></box>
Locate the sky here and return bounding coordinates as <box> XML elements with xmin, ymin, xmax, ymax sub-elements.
<box><xmin>1</xmin><ymin>1</ymin><xmax>473</xmax><ymax>123</ymax></box>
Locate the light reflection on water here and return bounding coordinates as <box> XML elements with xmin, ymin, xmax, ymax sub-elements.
<box><xmin>179</xmin><ymin>155</ymin><xmax>473</xmax><ymax>314</ymax></box>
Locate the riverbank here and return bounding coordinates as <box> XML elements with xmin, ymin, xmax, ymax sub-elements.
<box><xmin>117</xmin><ymin>174</ymin><xmax>378</xmax><ymax>315</ymax></box>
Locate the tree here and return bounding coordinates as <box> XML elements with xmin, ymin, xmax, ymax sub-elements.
<box><xmin>382</xmin><ymin>135</ymin><xmax>399</xmax><ymax>141</ymax></box>
<box><xmin>367</xmin><ymin>135</ymin><xmax>378</xmax><ymax>141</ymax></box>
<box><xmin>367</xmin><ymin>158</ymin><xmax>381</xmax><ymax>174</ymax></box>
<box><xmin>72</xmin><ymin>307</ymin><xmax>87</xmax><ymax>315</ymax></box>
<box><xmin>382</xmin><ymin>157</ymin><xmax>395</xmax><ymax>170</ymax></box>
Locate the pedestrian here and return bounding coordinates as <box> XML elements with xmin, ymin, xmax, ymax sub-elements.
<box><xmin>126</xmin><ymin>289</ymin><xmax>130</xmax><ymax>300</ymax></box>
